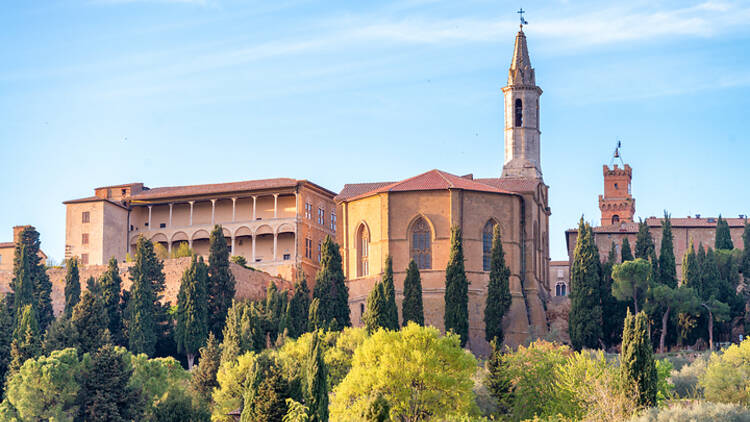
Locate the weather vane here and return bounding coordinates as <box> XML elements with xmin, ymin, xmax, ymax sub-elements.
<box><xmin>611</xmin><ymin>139</ymin><xmax>624</xmax><ymax>166</ymax></box>
<box><xmin>518</xmin><ymin>8</ymin><xmax>528</xmax><ymax>28</ymax></box>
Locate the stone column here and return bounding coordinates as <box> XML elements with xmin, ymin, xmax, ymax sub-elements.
<box><xmin>232</xmin><ymin>197</ymin><xmax>237</xmax><ymax>222</ymax></box>
<box><xmin>231</xmin><ymin>235</ymin><xmax>236</xmax><ymax>256</ymax></box>
<box><xmin>273</xmin><ymin>232</ymin><xmax>278</xmax><ymax>261</ymax></box>
<box><xmin>168</xmin><ymin>241</ymin><xmax>172</xmax><ymax>254</ymax></box>
<box><xmin>211</xmin><ymin>199</ymin><xmax>217</xmax><ymax>226</ymax></box>
<box><xmin>252</xmin><ymin>196</ymin><xmax>257</xmax><ymax>220</ymax></box>
<box><xmin>252</xmin><ymin>235</ymin><xmax>256</xmax><ymax>262</ymax></box>
<box><xmin>189</xmin><ymin>201</ymin><xmax>194</xmax><ymax>226</ymax></box>
<box><xmin>147</xmin><ymin>206</ymin><xmax>152</xmax><ymax>230</ymax></box>
<box><xmin>273</xmin><ymin>194</ymin><xmax>279</xmax><ymax>219</ymax></box>
<box><xmin>168</xmin><ymin>203</ymin><xmax>173</xmax><ymax>227</ymax></box>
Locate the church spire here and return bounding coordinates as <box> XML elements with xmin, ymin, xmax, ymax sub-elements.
<box><xmin>508</xmin><ymin>29</ymin><xmax>535</xmax><ymax>86</ymax></box>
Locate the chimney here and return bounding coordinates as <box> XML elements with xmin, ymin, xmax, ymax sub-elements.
<box><xmin>12</xmin><ymin>225</ymin><xmax>31</xmax><ymax>244</ymax></box>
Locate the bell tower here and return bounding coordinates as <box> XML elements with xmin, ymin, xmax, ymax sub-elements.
<box><xmin>501</xmin><ymin>23</ymin><xmax>543</xmax><ymax>180</ymax></box>
<box><xmin>599</xmin><ymin>146</ymin><xmax>635</xmax><ymax>226</ymax></box>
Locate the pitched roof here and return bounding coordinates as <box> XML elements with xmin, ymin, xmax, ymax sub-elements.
<box><xmin>131</xmin><ymin>178</ymin><xmax>300</xmax><ymax>200</ymax></box>
<box><xmin>475</xmin><ymin>177</ymin><xmax>542</xmax><ymax>193</ymax></box>
<box><xmin>339</xmin><ymin>170</ymin><xmax>516</xmax><ymax>202</ymax></box>
<box><xmin>336</xmin><ymin>182</ymin><xmax>394</xmax><ymax>202</ymax></box>
<box><xmin>61</xmin><ymin>196</ymin><xmax>130</xmax><ymax>209</ymax></box>
<box><xmin>0</xmin><ymin>242</ymin><xmax>14</xmax><ymax>249</ymax></box>
<box><xmin>568</xmin><ymin>217</ymin><xmax>748</xmax><ymax>234</ymax></box>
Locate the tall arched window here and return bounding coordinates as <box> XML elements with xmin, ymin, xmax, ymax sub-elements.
<box><xmin>482</xmin><ymin>221</ymin><xmax>496</xmax><ymax>271</ymax></box>
<box><xmin>611</xmin><ymin>215</ymin><xmax>620</xmax><ymax>225</ymax></box>
<box><xmin>410</xmin><ymin>217</ymin><xmax>432</xmax><ymax>270</ymax></box>
<box><xmin>514</xmin><ymin>98</ymin><xmax>523</xmax><ymax>127</ymax></box>
<box><xmin>356</xmin><ymin>224</ymin><xmax>369</xmax><ymax>277</ymax></box>
<box><xmin>555</xmin><ymin>282</ymin><xmax>567</xmax><ymax>297</ymax></box>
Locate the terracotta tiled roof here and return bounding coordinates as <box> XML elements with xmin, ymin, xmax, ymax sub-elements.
<box><xmin>340</xmin><ymin>170</ymin><xmax>516</xmax><ymax>202</ymax></box>
<box><xmin>0</xmin><ymin>242</ymin><xmax>14</xmax><ymax>249</ymax></box>
<box><xmin>476</xmin><ymin>177</ymin><xmax>542</xmax><ymax>193</ymax></box>
<box><xmin>645</xmin><ymin>217</ymin><xmax>748</xmax><ymax>228</ymax></box>
<box><xmin>335</xmin><ymin>182</ymin><xmax>394</xmax><ymax>202</ymax></box>
<box><xmin>550</xmin><ymin>260</ymin><xmax>569</xmax><ymax>266</ymax></box>
<box><xmin>131</xmin><ymin>178</ymin><xmax>300</xmax><ymax>200</ymax></box>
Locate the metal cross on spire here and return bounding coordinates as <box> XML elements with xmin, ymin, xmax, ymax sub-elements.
<box><xmin>518</xmin><ymin>8</ymin><xmax>528</xmax><ymax>28</ymax></box>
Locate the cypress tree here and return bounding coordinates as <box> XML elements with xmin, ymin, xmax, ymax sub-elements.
<box><xmin>63</xmin><ymin>257</ymin><xmax>81</xmax><ymax>318</ymax></box>
<box><xmin>602</xmin><ymin>243</ymin><xmax>626</xmax><ymax>347</ymax></box>
<box><xmin>42</xmin><ymin>315</ymin><xmax>79</xmax><ymax>354</ymax></box>
<box><xmin>308</xmin><ymin>298</ymin><xmax>322</xmax><ymax>332</ymax></box>
<box><xmin>401</xmin><ymin>260</ymin><xmax>424</xmax><ymax>326</ymax></box>
<box><xmin>9</xmin><ymin>304</ymin><xmax>42</xmax><ymax>373</ymax></box>
<box><xmin>12</xmin><ymin>227</ymin><xmax>54</xmax><ymax>332</ymax></box>
<box><xmin>621</xmin><ymin>238</ymin><xmax>633</xmax><ymax>262</ymax></box>
<box><xmin>568</xmin><ymin>218</ymin><xmax>603</xmax><ymax>350</ymax></box>
<box><xmin>264</xmin><ymin>281</ymin><xmax>288</xmax><ymax>345</ymax></box>
<box><xmin>682</xmin><ymin>240</ymin><xmax>700</xmax><ymax>290</ymax></box>
<box><xmin>313</xmin><ymin>236</ymin><xmax>350</xmax><ymax>329</ymax></box>
<box><xmin>175</xmin><ymin>256</ymin><xmax>209</xmax><ymax>369</ymax></box>
<box><xmin>742</xmin><ymin>223</ymin><xmax>750</xmax><ymax>283</ymax></box>
<box><xmin>381</xmin><ymin>256</ymin><xmax>399</xmax><ymax>330</ymax></box>
<box><xmin>658</xmin><ymin>212</ymin><xmax>677</xmax><ymax>289</ymax></box>
<box><xmin>363</xmin><ymin>282</ymin><xmax>389</xmax><ymax>334</ymax></box>
<box><xmin>191</xmin><ymin>332</ymin><xmax>221</xmax><ymax>403</ymax></box>
<box><xmin>286</xmin><ymin>274</ymin><xmax>311</xmax><ymax>338</ymax></box>
<box><xmin>100</xmin><ymin>257</ymin><xmax>124</xmax><ymax>345</ymax></box>
<box><xmin>715</xmin><ymin>215</ymin><xmax>734</xmax><ymax>250</ymax></box>
<box><xmin>444</xmin><ymin>226</ymin><xmax>469</xmax><ymax>347</ymax></box>
<box><xmin>634</xmin><ymin>220</ymin><xmax>655</xmax><ymax>260</ymax></box>
<box><xmin>0</xmin><ymin>297</ymin><xmax>14</xmax><ymax>392</ymax></box>
<box><xmin>240</xmin><ymin>357</ymin><xmax>290</xmax><ymax>422</ymax></box>
<box><xmin>620</xmin><ymin>309</ymin><xmax>657</xmax><ymax>407</ymax></box>
<box><xmin>484</xmin><ymin>224</ymin><xmax>512</xmax><ymax>344</ymax></box>
<box><xmin>127</xmin><ymin>236</ymin><xmax>161</xmax><ymax>356</ymax></box>
<box><xmin>79</xmin><ymin>343</ymin><xmax>143</xmax><ymax>422</ymax></box>
<box><xmin>11</xmin><ymin>243</ymin><xmax>35</xmax><ymax>322</ymax></box>
<box><xmin>305</xmin><ymin>333</ymin><xmax>329</xmax><ymax>422</ymax></box>
<box><xmin>72</xmin><ymin>289</ymin><xmax>110</xmax><ymax>354</ymax></box>
<box><xmin>207</xmin><ymin>225</ymin><xmax>236</xmax><ymax>338</ymax></box>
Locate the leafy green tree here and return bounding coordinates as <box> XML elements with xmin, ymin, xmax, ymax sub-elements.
<box><xmin>240</xmin><ymin>355</ymin><xmax>290</xmax><ymax>422</ymax></box>
<box><xmin>634</xmin><ymin>219</ymin><xmax>655</xmax><ymax>260</ymax></box>
<box><xmin>699</xmin><ymin>248</ymin><xmax>731</xmax><ymax>350</ymax></box>
<box><xmin>484</xmin><ymin>224</ymin><xmax>512</xmax><ymax>344</ymax></box>
<box><xmin>63</xmin><ymin>257</ymin><xmax>81</xmax><ymax>318</ymax></box>
<box><xmin>620</xmin><ymin>309</ymin><xmax>657</xmax><ymax>407</ymax></box>
<box><xmin>364</xmin><ymin>394</ymin><xmax>390</xmax><ymax>422</ymax></box>
<box><xmin>149</xmin><ymin>388</ymin><xmax>210</xmax><ymax>422</ymax></box>
<box><xmin>79</xmin><ymin>343</ymin><xmax>144</xmax><ymax>422</ymax></box>
<box><xmin>612</xmin><ymin>258</ymin><xmax>651</xmax><ymax>314</ymax></box>
<box><xmin>12</xmin><ymin>227</ymin><xmax>54</xmax><ymax>332</ymax></box>
<box><xmin>72</xmin><ymin>289</ymin><xmax>110</xmax><ymax>354</ymax></box>
<box><xmin>9</xmin><ymin>305</ymin><xmax>42</xmax><ymax>373</ymax></box>
<box><xmin>191</xmin><ymin>332</ymin><xmax>221</xmax><ymax>403</ymax></box>
<box><xmin>621</xmin><ymin>238</ymin><xmax>633</xmax><ymax>262</ymax></box>
<box><xmin>208</xmin><ymin>225</ymin><xmax>236</xmax><ymax>339</ymax></box>
<box><xmin>100</xmin><ymin>257</ymin><xmax>124</xmax><ymax>345</ymax></box>
<box><xmin>43</xmin><ymin>316</ymin><xmax>79</xmax><ymax>354</ymax></box>
<box><xmin>363</xmin><ymin>282</ymin><xmax>389</xmax><ymax>334</ymax></box>
<box><xmin>568</xmin><ymin>219</ymin><xmax>603</xmax><ymax>350</ymax></box>
<box><xmin>286</xmin><ymin>274</ymin><xmax>311</xmax><ymax>338</ymax></box>
<box><xmin>701</xmin><ymin>338</ymin><xmax>750</xmax><ymax>405</ymax></box>
<box><xmin>601</xmin><ymin>244</ymin><xmax>627</xmax><ymax>347</ymax></box>
<box><xmin>305</xmin><ymin>333</ymin><xmax>329</xmax><ymax>422</ymax></box>
<box><xmin>646</xmin><ymin>285</ymin><xmax>699</xmax><ymax>353</ymax></box>
<box><xmin>220</xmin><ymin>301</ymin><xmax>264</xmax><ymax>363</ymax></box>
<box><xmin>444</xmin><ymin>226</ymin><xmax>469</xmax><ymax>347</ymax></box>
<box><xmin>175</xmin><ymin>256</ymin><xmax>209</xmax><ymax>369</ymax></box>
<box><xmin>330</xmin><ymin>323</ymin><xmax>477</xmax><ymax>420</ymax></box>
<box><xmin>127</xmin><ymin>235</ymin><xmax>164</xmax><ymax>356</ymax></box>
<box><xmin>381</xmin><ymin>256</ymin><xmax>399</xmax><ymax>330</ymax></box>
<box><xmin>658</xmin><ymin>212</ymin><xmax>677</xmax><ymax>288</ymax></box>
<box><xmin>313</xmin><ymin>236</ymin><xmax>350</xmax><ymax>330</ymax></box>
<box><xmin>171</xmin><ymin>242</ymin><xmax>195</xmax><ymax>259</ymax></box>
<box><xmin>401</xmin><ymin>260</ymin><xmax>424</xmax><ymax>326</ymax></box>
<box><xmin>307</xmin><ymin>298</ymin><xmax>322</xmax><ymax>332</ymax></box>
<box><xmin>264</xmin><ymin>281</ymin><xmax>288</xmax><ymax>345</ymax></box>
<box><xmin>715</xmin><ymin>215</ymin><xmax>734</xmax><ymax>250</ymax></box>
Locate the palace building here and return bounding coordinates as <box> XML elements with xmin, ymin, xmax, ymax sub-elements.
<box><xmin>336</xmin><ymin>27</ymin><xmax>551</xmax><ymax>354</ymax></box>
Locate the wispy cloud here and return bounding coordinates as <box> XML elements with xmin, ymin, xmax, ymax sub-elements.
<box><xmin>90</xmin><ymin>0</ymin><xmax>216</xmax><ymax>6</ymax></box>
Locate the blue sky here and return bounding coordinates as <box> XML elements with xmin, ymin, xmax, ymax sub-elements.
<box><xmin>2</xmin><ymin>0</ymin><xmax>749</xmax><ymax>263</ymax></box>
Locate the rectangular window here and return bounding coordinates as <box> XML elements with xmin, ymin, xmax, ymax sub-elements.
<box><xmin>305</xmin><ymin>238</ymin><xmax>312</xmax><ymax>259</ymax></box>
<box><xmin>318</xmin><ymin>208</ymin><xmax>324</xmax><ymax>225</ymax></box>
<box><xmin>81</xmin><ymin>233</ymin><xmax>89</xmax><ymax>245</ymax></box>
<box><xmin>82</xmin><ymin>211</ymin><xmax>90</xmax><ymax>223</ymax></box>
<box><xmin>331</xmin><ymin>212</ymin><xmax>337</xmax><ymax>232</ymax></box>
<box><xmin>283</xmin><ymin>253</ymin><xmax>291</xmax><ymax>260</ymax></box>
<box><xmin>81</xmin><ymin>254</ymin><xmax>89</xmax><ymax>265</ymax></box>
<box><xmin>318</xmin><ymin>241</ymin><xmax>322</xmax><ymax>262</ymax></box>
<box><xmin>159</xmin><ymin>223</ymin><xmax>166</xmax><ymax>228</ymax></box>
<box><xmin>305</xmin><ymin>203</ymin><xmax>312</xmax><ymax>219</ymax></box>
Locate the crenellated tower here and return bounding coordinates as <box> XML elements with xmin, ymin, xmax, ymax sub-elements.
<box><xmin>501</xmin><ymin>26</ymin><xmax>543</xmax><ymax>180</ymax></box>
<box><xmin>599</xmin><ymin>163</ymin><xmax>635</xmax><ymax>226</ymax></box>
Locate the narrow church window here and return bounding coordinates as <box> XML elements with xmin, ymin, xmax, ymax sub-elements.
<box><xmin>410</xmin><ymin>217</ymin><xmax>431</xmax><ymax>270</ymax></box>
<box><xmin>514</xmin><ymin>98</ymin><xmax>523</xmax><ymax>127</ymax></box>
<box><xmin>357</xmin><ymin>224</ymin><xmax>370</xmax><ymax>277</ymax></box>
<box><xmin>482</xmin><ymin>221</ymin><xmax>495</xmax><ymax>271</ymax></box>
<box><xmin>555</xmin><ymin>282</ymin><xmax>567</xmax><ymax>297</ymax></box>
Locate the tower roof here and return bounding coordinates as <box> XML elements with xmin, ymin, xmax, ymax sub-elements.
<box><xmin>508</xmin><ymin>29</ymin><xmax>535</xmax><ymax>86</ymax></box>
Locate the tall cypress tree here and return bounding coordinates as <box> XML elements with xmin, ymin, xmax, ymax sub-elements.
<box><xmin>401</xmin><ymin>260</ymin><xmax>424</xmax><ymax>326</ymax></box>
<box><xmin>72</xmin><ymin>289</ymin><xmax>110</xmax><ymax>354</ymax></box>
<box><xmin>207</xmin><ymin>225</ymin><xmax>236</xmax><ymax>339</ymax></box>
<box><xmin>176</xmin><ymin>256</ymin><xmax>209</xmax><ymax>369</ymax></box>
<box><xmin>682</xmin><ymin>240</ymin><xmax>700</xmax><ymax>290</ymax></box>
<box><xmin>79</xmin><ymin>343</ymin><xmax>143</xmax><ymax>421</ymax></box>
<box><xmin>484</xmin><ymin>225</ymin><xmax>512</xmax><ymax>344</ymax></box>
<box><xmin>308</xmin><ymin>298</ymin><xmax>322</xmax><ymax>332</ymax></box>
<box><xmin>621</xmin><ymin>309</ymin><xmax>657</xmax><ymax>407</ymax></box>
<box><xmin>658</xmin><ymin>212</ymin><xmax>677</xmax><ymax>289</ymax></box>
<box><xmin>305</xmin><ymin>333</ymin><xmax>329</xmax><ymax>422</ymax></box>
<box><xmin>634</xmin><ymin>220</ymin><xmax>655</xmax><ymax>260</ymax></box>
<box><xmin>621</xmin><ymin>238</ymin><xmax>633</xmax><ymax>262</ymax></box>
<box><xmin>9</xmin><ymin>304</ymin><xmax>42</xmax><ymax>373</ymax></box>
<box><xmin>444</xmin><ymin>226</ymin><xmax>469</xmax><ymax>347</ymax></box>
<box><xmin>191</xmin><ymin>332</ymin><xmax>221</xmax><ymax>403</ymax></box>
<box><xmin>381</xmin><ymin>256</ymin><xmax>399</xmax><ymax>330</ymax></box>
<box><xmin>286</xmin><ymin>273</ymin><xmax>311</xmax><ymax>338</ymax></box>
<box><xmin>100</xmin><ymin>257</ymin><xmax>124</xmax><ymax>345</ymax></box>
<box><xmin>313</xmin><ymin>236</ymin><xmax>350</xmax><ymax>329</ymax></box>
<box><xmin>602</xmin><ymin>243</ymin><xmax>626</xmax><ymax>347</ymax></box>
<box><xmin>742</xmin><ymin>223</ymin><xmax>750</xmax><ymax>283</ymax></box>
<box><xmin>363</xmin><ymin>282</ymin><xmax>389</xmax><ymax>334</ymax></box>
<box><xmin>0</xmin><ymin>297</ymin><xmax>14</xmax><ymax>392</ymax></box>
<box><xmin>63</xmin><ymin>257</ymin><xmax>81</xmax><ymax>318</ymax></box>
<box><xmin>568</xmin><ymin>218</ymin><xmax>603</xmax><ymax>350</ymax></box>
<box><xmin>127</xmin><ymin>236</ymin><xmax>161</xmax><ymax>356</ymax></box>
<box><xmin>715</xmin><ymin>215</ymin><xmax>734</xmax><ymax>250</ymax></box>
<box><xmin>12</xmin><ymin>244</ymin><xmax>35</xmax><ymax>322</ymax></box>
<box><xmin>12</xmin><ymin>227</ymin><xmax>53</xmax><ymax>332</ymax></box>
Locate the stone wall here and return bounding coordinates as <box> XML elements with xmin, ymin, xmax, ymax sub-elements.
<box><xmin>0</xmin><ymin>257</ymin><xmax>292</xmax><ymax>316</ymax></box>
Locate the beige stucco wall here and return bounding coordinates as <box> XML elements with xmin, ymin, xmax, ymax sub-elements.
<box><xmin>0</xmin><ymin>247</ymin><xmax>14</xmax><ymax>272</ymax></box>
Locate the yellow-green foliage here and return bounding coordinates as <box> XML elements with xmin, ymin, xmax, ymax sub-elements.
<box><xmin>701</xmin><ymin>338</ymin><xmax>750</xmax><ymax>405</ymax></box>
<box><xmin>330</xmin><ymin>323</ymin><xmax>478</xmax><ymax>421</ymax></box>
<box><xmin>129</xmin><ymin>353</ymin><xmax>193</xmax><ymax>414</ymax></box>
<box><xmin>172</xmin><ymin>242</ymin><xmax>195</xmax><ymax>258</ymax></box>
<box><xmin>154</xmin><ymin>243</ymin><xmax>169</xmax><ymax>260</ymax></box>
<box><xmin>211</xmin><ymin>352</ymin><xmax>257</xmax><ymax>422</ymax></box>
<box><xmin>629</xmin><ymin>401</ymin><xmax>750</xmax><ymax>421</ymax></box>
<box><xmin>670</xmin><ymin>355</ymin><xmax>707</xmax><ymax>398</ymax></box>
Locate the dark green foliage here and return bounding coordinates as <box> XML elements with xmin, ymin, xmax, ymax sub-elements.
<box><xmin>601</xmin><ymin>244</ymin><xmax>626</xmax><ymax>347</ymax></box>
<box><xmin>621</xmin><ymin>309</ymin><xmax>657</xmax><ymax>407</ymax></box>
<box><xmin>191</xmin><ymin>332</ymin><xmax>220</xmax><ymax>403</ymax></box>
<box><xmin>12</xmin><ymin>227</ymin><xmax>54</xmax><ymax>332</ymax></box>
<box><xmin>12</xmin><ymin>243</ymin><xmax>35</xmax><ymax>321</ymax></box>
<box><xmin>486</xmin><ymin>340</ymin><xmax>512</xmax><ymax>415</ymax></box>
<box><xmin>715</xmin><ymin>215</ymin><xmax>734</xmax><ymax>250</ymax></box>
<box><xmin>484</xmin><ymin>224</ymin><xmax>512</xmax><ymax>344</ymax></box>
<box><xmin>621</xmin><ymin>238</ymin><xmax>633</xmax><ymax>262</ymax></box>
<box><xmin>364</xmin><ymin>393</ymin><xmax>390</xmax><ymax>422</ymax></box>
<box><xmin>63</xmin><ymin>257</ymin><xmax>81</xmax><ymax>318</ymax></box>
<box><xmin>176</xmin><ymin>256</ymin><xmax>209</xmax><ymax>369</ymax></box>
<box><xmin>635</xmin><ymin>220</ymin><xmax>655</xmax><ymax>260</ymax></box>
<box><xmin>401</xmin><ymin>260</ymin><xmax>424</xmax><ymax>326</ymax></box>
<box><xmin>363</xmin><ymin>282</ymin><xmax>389</xmax><ymax>334</ymax></box>
<box><xmin>742</xmin><ymin>223</ymin><xmax>750</xmax><ymax>283</ymax></box>
<box><xmin>127</xmin><ymin>236</ymin><xmax>165</xmax><ymax>356</ymax></box>
<box><xmin>100</xmin><ymin>257</ymin><xmax>124</xmax><ymax>345</ymax></box>
<box><xmin>72</xmin><ymin>289</ymin><xmax>111</xmax><ymax>354</ymax></box>
<box><xmin>9</xmin><ymin>305</ymin><xmax>42</xmax><ymax>373</ymax></box>
<box><xmin>381</xmin><ymin>256</ymin><xmax>399</xmax><ymax>330</ymax></box>
<box><xmin>220</xmin><ymin>301</ymin><xmax>265</xmax><ymax>363</ymax></box>
<box><xmin>683</xmin><ymin>240</ymin><xmax>700</xmax><ymax>290</ymax></box>
<box><xmin>568</xmin><ymin>219</ymin><xmax>603</xmax><ymax>350</ymax></box>
<box><xmin>149</xmin><ymin>388</ymin><xmax>210</xmax><ymax>422</ymax></box>
<box><xmin>43</xmin><ymin>316</ymin><xmax>79</xmax><ymax>354</ymax></box>
<box><xmin>207</xmin><ymin>225</ymin><xmax>236</xmax><ymax>339</ymax></box>
<box><xmin>658</xmin><ymin>212</ymin><xmax>678</xmax><ymax>289</ymax></box>
<box><xmin>305</xmin><ymin>333</ymin><xmax>329</xmax><ymax>422</ymax></box>
<box><xmin>0</xmin><ymin>296</ymin><xmax>14</xmax><ymax>392</ymax></box>
<box><xmin>701</xmin><ymin>248</ymin><xmax>721</xmax><ymax>300</ymax></box>
<box><xmin>240</xmin><ymin>356</ymin><xmax>290</xmax><ymax>422</ymax></box>
<box><xmin>308</xmin><ymin>298</ymin><xmax>322</xmax><ymax>332</ymax></box>
<box><xmin>312</xmin><ymin>236</ymin><xmax>350</xmax><ymax>330</ymax></box>
<box><xmin>286</xmin><ymin>274</ymin><xmax>310</xmax><ymax>338</ymax></box>
<box><xmin>444</xmin><ymin>226</ymin><xmax>469</xmax><ymax>347</ymax></box>
<box><xmin>78</xmin><ymin>343</ymin><xmax>144</xmax><ymax>422</ymax></box>
<box><xmin>264</xmin><ymin>281</ymin><xmax>288</xmax><ymax>345</ymax></box>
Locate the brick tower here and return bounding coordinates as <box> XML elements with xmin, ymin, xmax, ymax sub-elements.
<box><xmin>599</xmin><ymin>163</ymin><xmax>635</xmax><ymax>226</ymax></box>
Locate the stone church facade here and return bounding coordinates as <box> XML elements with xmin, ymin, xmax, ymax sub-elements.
<box><xmin>336</xmin><ymin>28</ymin><xmax>551</xmax><ymax>355</ymax></box>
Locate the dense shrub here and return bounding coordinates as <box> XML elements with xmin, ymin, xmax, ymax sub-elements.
<box><xmin>212</xmin><ymin>351</ymin><xmax>258</xmax><ymax>422</ymax></box>
<box><xmin>670</xmin><ymin>356</ymin><xmax>707</xmax><ymax>398</ymax></box>
<box><xmin>700</xmin><ymin>338</ymin><xmax>750</xmax><ymax>405</ymax></box>
<box><xmin>630</xmin><ymin>401</ymin><xmax>750</xmax><ymax>421</ymax></box>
